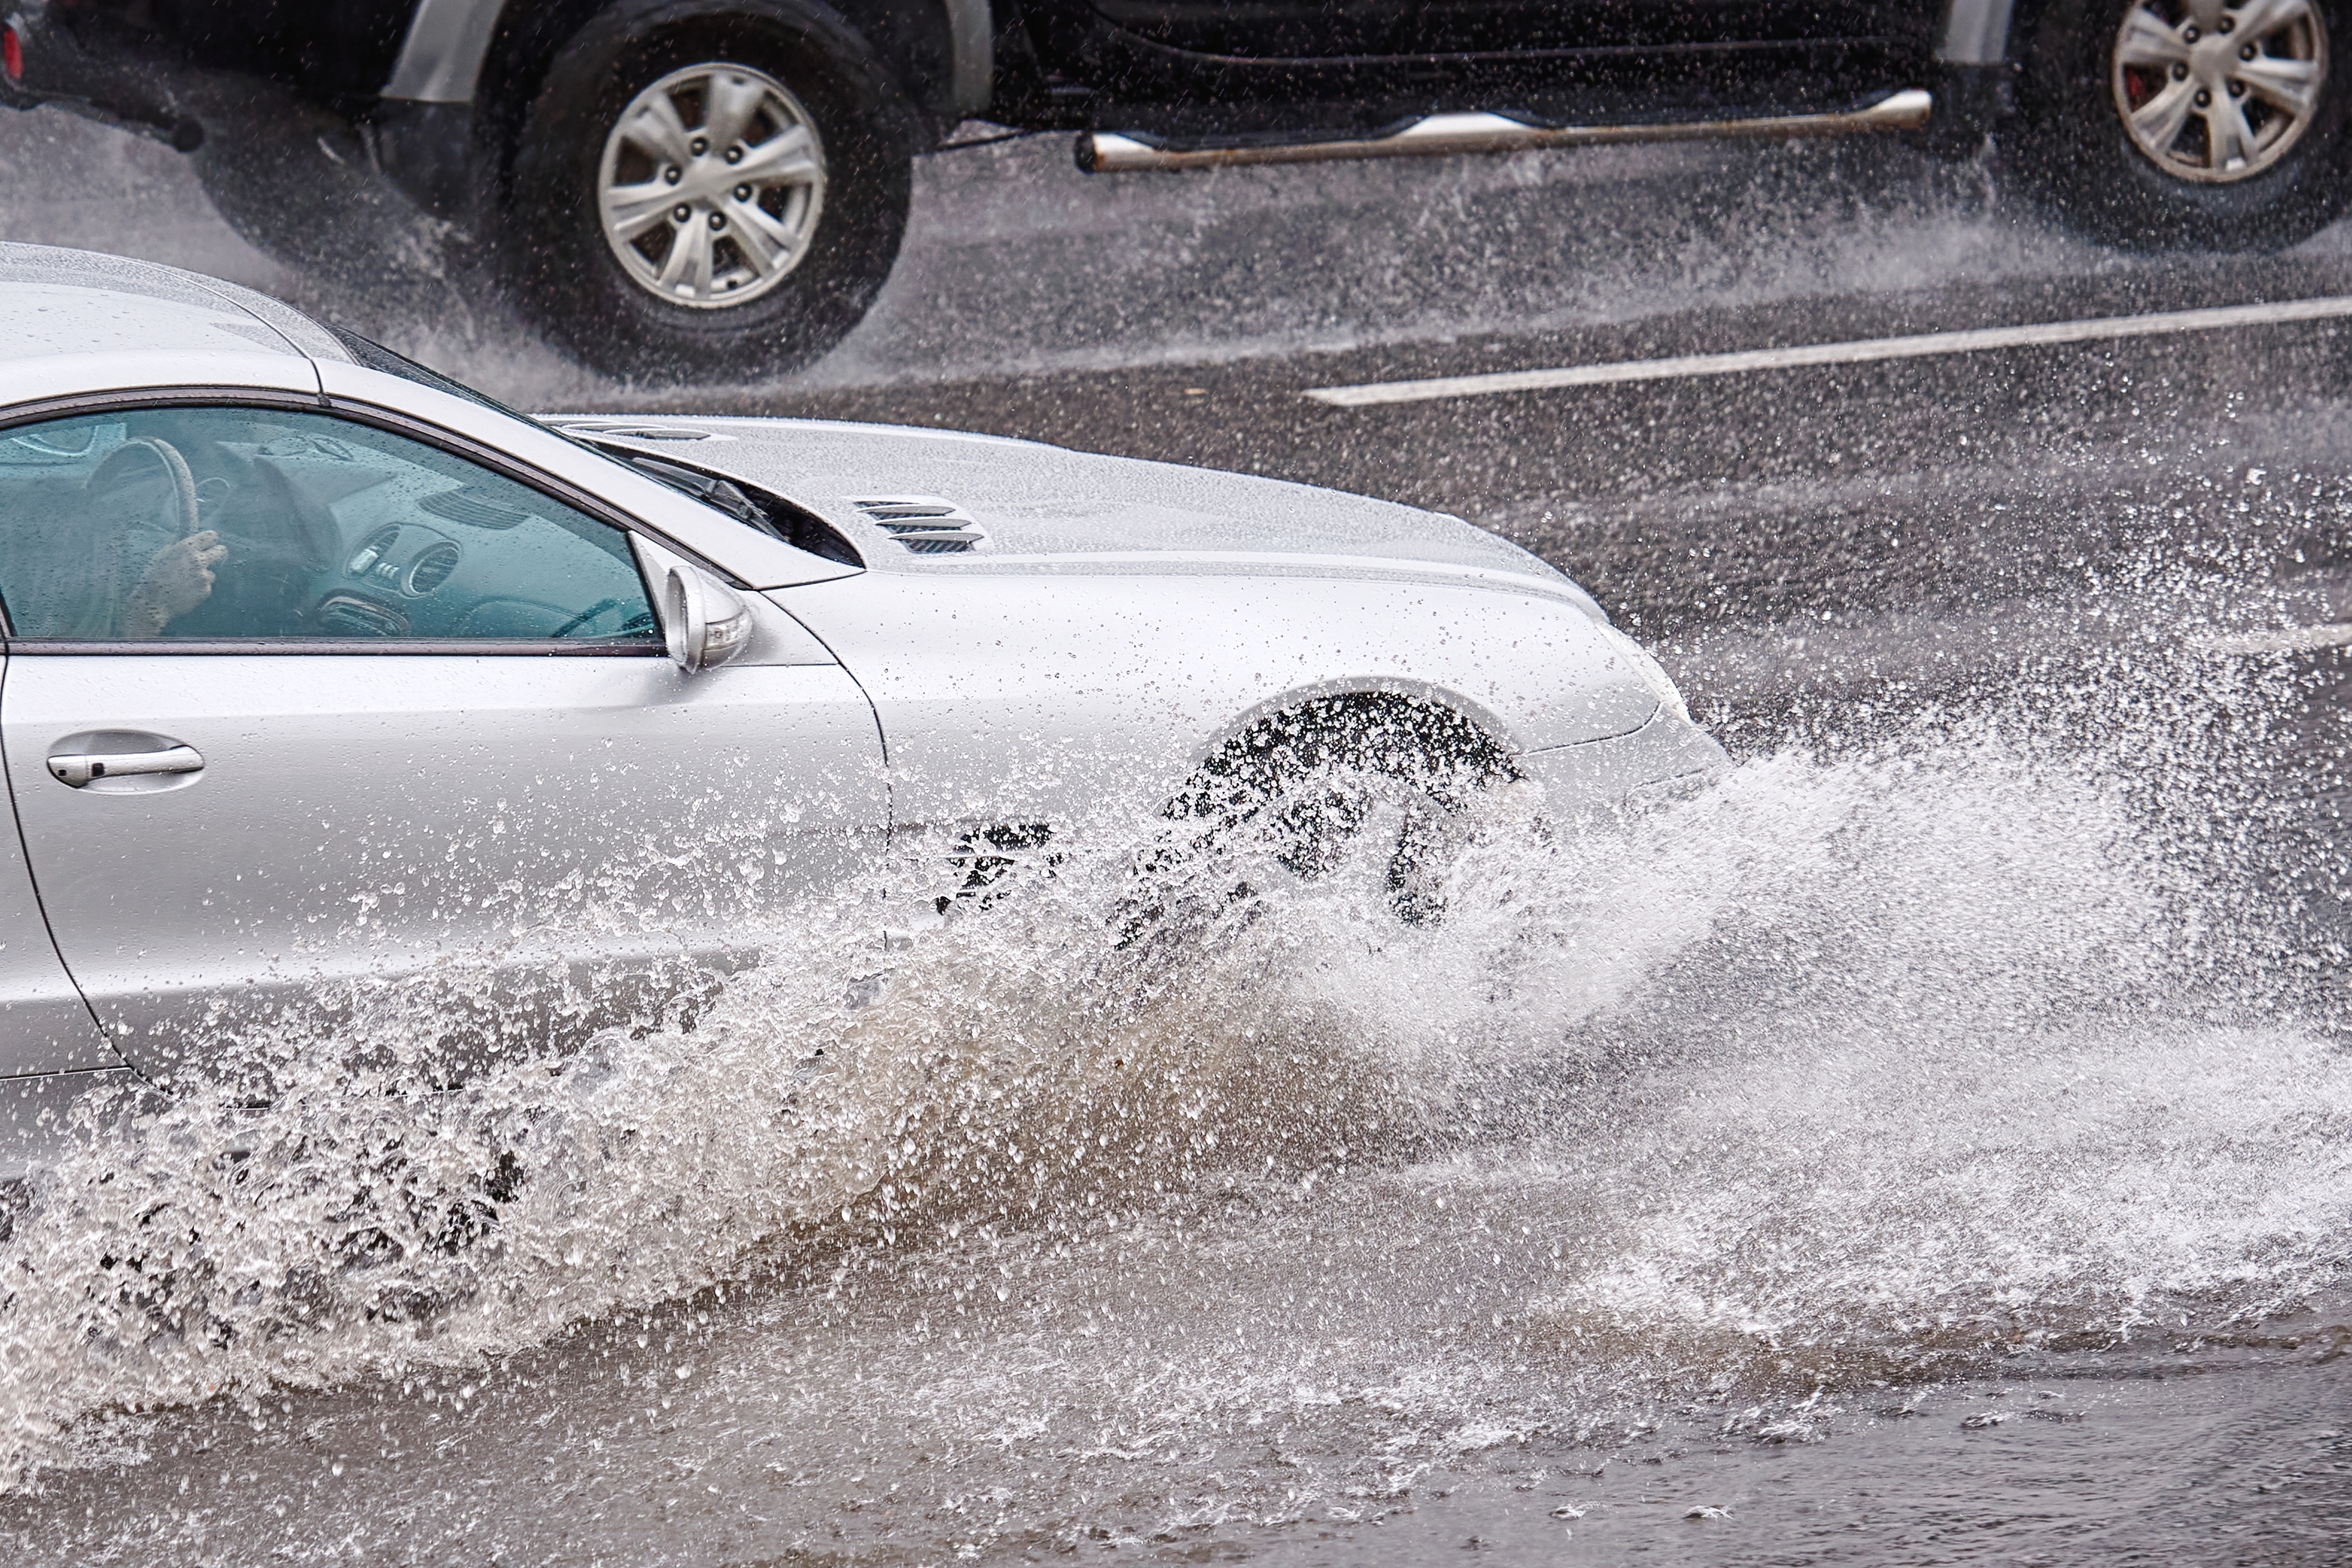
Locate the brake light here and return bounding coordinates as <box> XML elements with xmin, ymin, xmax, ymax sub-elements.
<box><xmin>2</xmin><ymin>28</ymin><xmax>21</xmax><ymax>83</ymax></box>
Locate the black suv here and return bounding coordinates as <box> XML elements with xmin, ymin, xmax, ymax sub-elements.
<box><xmin>6</xmin><ymin>2</ymin><xmax>2344</xmax><ymax>381</ymax></box>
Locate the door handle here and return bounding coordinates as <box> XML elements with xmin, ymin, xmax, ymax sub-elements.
<box><xmin>48</xmin><ymin>745</ymin><xmax>205</xmax><ymax>788</ymax></box>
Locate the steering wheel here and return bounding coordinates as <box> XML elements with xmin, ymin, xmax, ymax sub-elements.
<box><xmin>84</xmin><ymin>436</ymin><xmax>201</xmax><ymax>541</ymax></box>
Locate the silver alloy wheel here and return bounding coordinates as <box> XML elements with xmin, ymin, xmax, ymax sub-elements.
<box><xmin>2113</xmin><ymin>0</ymin><xmax>2329</xmax><ymax>182</ymax></box>
<box><xmin>597</xmin><ymin>62</ymin><xmax>826</xmax><ymax>309</ymax></box>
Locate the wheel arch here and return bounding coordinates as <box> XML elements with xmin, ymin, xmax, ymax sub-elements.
<box><xmin>388</xmin><ymin>0</ymin><xmax>987</xmax><ymax>169</ymax></box>
<box><xmin>1186</xmin><ymin>682</ymin><xmax>1529</xmax><ymax>787</ymax></box>
<box><xmin>1985</xmin><ymin>0</ymin><xmax>2285</xmax><ymax>91</ymax></box>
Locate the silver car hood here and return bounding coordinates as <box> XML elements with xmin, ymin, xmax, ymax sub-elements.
<box><xmin>550</xmin><ymin>415</ymin><xmax>1600</xmax><ymax>608</ymax></box>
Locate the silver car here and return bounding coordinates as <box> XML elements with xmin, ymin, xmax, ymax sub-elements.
<box><xmin>0</xmin><ymin>243</ymin><xmax>1722</xmax><ymax>1173</ymax></box>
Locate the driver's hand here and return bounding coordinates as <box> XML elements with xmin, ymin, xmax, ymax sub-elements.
<box><xmin>123</xmin><ymin>529</ymin><xmax>226</xmax><ymax>638</ymax></box>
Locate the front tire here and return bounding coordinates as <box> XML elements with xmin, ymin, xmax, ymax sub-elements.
<box><xmin>501</xmin><ymin>0</ymin><xmax>916</xmax><ymax>383</ymax></box>
<box><xmin>2011</xmin><ymin>0</ymin><xmax>2352</xmax><ymax>249</ymax></box>
<box><xmin>1128</xmin><ymin>697</ymin><xmax>1519</xmax><ymax>945</ymax></box>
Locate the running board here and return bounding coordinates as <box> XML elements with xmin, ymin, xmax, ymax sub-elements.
<box><xmin>1077</xmin><ymin>89</ymin><xmax>1932</xmax><ymax>174</ymax></box>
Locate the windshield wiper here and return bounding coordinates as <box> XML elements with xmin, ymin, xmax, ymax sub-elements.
<box><xmin>621</xmin><ymin>452</ymin><xmax>770</xmax><ymax>531</ymax></box>
<box><xmin>582</xmin><ymin>443</ymin><xmax>862</xmax><ymax>568</ymax></box>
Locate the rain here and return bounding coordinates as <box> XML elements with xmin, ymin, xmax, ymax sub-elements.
<box><xmin>2</xmin><ymin>7</ymin><xmax>2350</xmax><ymax>1563</ymax></box>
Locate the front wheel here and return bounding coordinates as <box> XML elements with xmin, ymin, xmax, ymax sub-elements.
<box><xmin>1121</xmin><ymin>697</ymin><xmax>1520</xmax><ymax>951</ymax></box>
<box><xmin>500</xmin><ymin>0</ymin><xmax>915</xmax><ymax>383</ymax></box>
<box><xmin>2010</xmin><ymin>0</ymin><xmax>2352</xmax><ymax>249</ymax></box>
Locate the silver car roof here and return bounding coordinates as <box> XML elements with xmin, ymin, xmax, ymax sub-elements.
<box><xmin>0</xmin><ymin>243</ymin><xmax>352</xmax><ymax>365</ymax></box>
<box><xmin>0</xmin><ymin>246</ymin><xmax>847</xmax><ymax>586</ymax></box>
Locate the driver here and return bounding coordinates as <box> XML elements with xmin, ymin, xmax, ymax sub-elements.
<box><xmin>117</xmin><ymin>528</ymin><xmax>226</xmax><ymax>639</ymax></box>
<box><xmin>24</xmin><ymin>435</ymin><xmax>229</xmax><ymax>639</ymax></box>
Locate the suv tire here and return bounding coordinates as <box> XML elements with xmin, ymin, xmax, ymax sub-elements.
<box><xmin>502</xmin><ymin>0</ymin><xmax>915</xmax><ymax>382</ymax></box>
<box><xmin>2012</xmin><ymin>0</ymin><xmax>2352</xmax><ymax>249</ymax></box>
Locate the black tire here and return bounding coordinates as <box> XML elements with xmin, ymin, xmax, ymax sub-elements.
<box><xmin>1125</xmin><ymin>696</ymin><xmax>1518</xmax><ymax>944</ymax></box>
<box><xmin>501</xmin><ymin>0</ymin><xmax>915</xmax><ymax>383</ymax></box>
<box><xmin>2010</xmin><ymin>0</ymin><xmax>2352</xmax><ymax>249</ymax></box>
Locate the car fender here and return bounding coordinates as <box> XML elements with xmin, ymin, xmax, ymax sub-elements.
<box><xmin>770</xmin><ymin>567</ymin><xmax>1663</xmax><ymax>837</ymax></box>
<box><xmin>386</xmin><ymin>0</ymin><xmax>991</xmax><ymax>121</ymax></box>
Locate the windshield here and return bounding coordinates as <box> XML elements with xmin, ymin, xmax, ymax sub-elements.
<box><xmin>329</xmin><ymin>327</ymin><xmax>551</xmax><ymax>428</ymax></box>
<box><xmin>567</xmin><ymin>437</ymin><xmax>862</xmax><ymax>567</ymax></box>
<box><xmin>329</xmin><ymin>327</ymin><xmax>859</xmax><ymax>563</ymax></box>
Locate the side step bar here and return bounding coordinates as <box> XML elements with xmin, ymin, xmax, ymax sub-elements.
<box><xmin>1078</xmin><ymin>88</ymin><xmax>1932</xmax><ymax>174</ymax></box>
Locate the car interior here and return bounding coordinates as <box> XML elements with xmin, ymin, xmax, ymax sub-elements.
<box><xmin>0</xmin><ymin>406</ymin><xmax>660</xmax><ymax>643</ymax></box>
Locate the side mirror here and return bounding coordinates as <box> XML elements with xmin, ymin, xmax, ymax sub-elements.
<box><xmin>632</xmin><ymin>535</ymin><xmax>752</xmax><ymax>673</ymax></box>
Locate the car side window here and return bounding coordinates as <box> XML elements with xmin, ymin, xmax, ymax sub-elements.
<box><xmin>0</xmin><ymin>406</ymin><xmax>659</xmax><ymax>644</ymax></box>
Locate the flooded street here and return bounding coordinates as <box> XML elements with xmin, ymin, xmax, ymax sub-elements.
<box><xmin>4</xmin><ymin>101</ymin><xmax>2352</xmax><ymax>1563</ymax></box>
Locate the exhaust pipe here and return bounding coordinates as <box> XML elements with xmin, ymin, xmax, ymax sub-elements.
<box><xmin>1079</xmin><ymin>89</ymin><xmax>1932</xmax><ymax>174</ymax></box>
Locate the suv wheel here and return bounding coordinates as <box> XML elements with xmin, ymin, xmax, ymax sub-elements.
<box><xmin>2014</xmin><ymin>0</ymin><xmax>2352</xmax><ymax>248</ymax></box>
<box><xmin>504</xmin><ymin>0</ymin><xmax>915</xmax><ymax>383</ymax></box>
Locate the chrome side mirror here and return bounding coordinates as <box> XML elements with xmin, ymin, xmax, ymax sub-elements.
<box><xmin>632</xmin><ymin>534</ymin><xmax>752</xmax><ymax>673</ymax></box>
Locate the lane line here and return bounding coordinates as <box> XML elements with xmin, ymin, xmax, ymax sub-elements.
<box><xmin>1302</xmin><ymin>295</ymin><xmax>2352</xmax><ymax>408</ymax></box>
<box><xmin>2199</xmin><ymin>622</ymin><xmax>2352</xmax><ymax>655</ymax></box>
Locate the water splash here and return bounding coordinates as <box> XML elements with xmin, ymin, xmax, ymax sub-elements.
<box><xmin>0</xmin><ymin>620</ymin><xmax>2345</xmax><ymax>1508</ymax></box>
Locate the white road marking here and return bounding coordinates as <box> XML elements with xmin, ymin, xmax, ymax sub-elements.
<box><xmin>1302</xmin><ymin>295</ymin><xmax>2352</xmax><ymax>408</ymax></box>
<box><xmin>2198</xmin><ymin>622</ymin><xmax>2352</xmax><ymax>655</ymax></box>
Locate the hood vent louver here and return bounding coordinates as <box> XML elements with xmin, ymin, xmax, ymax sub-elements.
<box><xmin>848</xmin><ymin>495</ymin><xmax>987</xmax><ymax>555</ymax></box>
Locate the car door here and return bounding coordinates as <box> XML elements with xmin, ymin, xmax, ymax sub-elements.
<box><xmin>0</xmin><ymin>423</ymin><xmax>128</xmax><ymax>1080</ymax></box>
<box><xmin>1053</xmin><ymin>1</ymin><xmax>1900</xmax><ymax>108</ymax></box>
<box><xmin>0</xmin><ymin>656</ymin><xmax>120</xmax><ymax>1080</ymax></box>
<box><xmin>0</xmin><ymin>398</ymin><xmax>886</xmax><ymax>1083</ymax></box>
<box><xmin>1080</xmin><ymin>1</ymin><xmax>1403</xmax><ymax>58</ymax></box>
<box><xmin>1396</xmin><ymin>1</ymin><xmax>1913</xmax><ymax>59</ymax></box>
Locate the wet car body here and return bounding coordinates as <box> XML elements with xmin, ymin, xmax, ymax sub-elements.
<box><xmin>0</xmin><ymin>243</ymin><xmax>1721</xmax><ymax>1174</ymax></box>
<box><xmin>545</xmin><ymin>412</ymin><xmax>1725</xmax><ymax>823</ymax></box>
